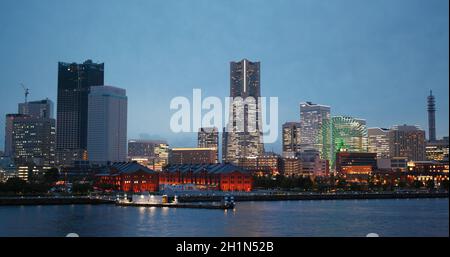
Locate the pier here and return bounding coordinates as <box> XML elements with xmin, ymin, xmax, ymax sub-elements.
<box><xmin>116</xmin><ymin>202</ymin><xmax>235</xmax><ymax>210</ymax></box>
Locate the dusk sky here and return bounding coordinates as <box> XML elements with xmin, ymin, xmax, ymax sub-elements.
<box><xmin>0</xmin><ymin>0</ymin><xmax>448</xmax><ymax>152</ymax></box>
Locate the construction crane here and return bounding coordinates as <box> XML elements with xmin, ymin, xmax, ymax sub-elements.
<box><xmin>20</xmin><ymin>83</ymin><xmax>30</xmax><ymax>103</ymax></box>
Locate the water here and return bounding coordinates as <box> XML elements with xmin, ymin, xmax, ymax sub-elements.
<box><xmin>0</xmin><ymin>198</ymin><xmax>448</xmax><ymax>237</ymax></box>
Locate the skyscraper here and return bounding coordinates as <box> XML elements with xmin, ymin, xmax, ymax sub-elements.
<box><xmin>4</xmin><ymin>114</ymin><xmax>27</xmax><ymax>157</ymax></box>
<box><xmin>427</xmin><ymin>90</ymin><xmax>436</xmax><ymax>142</ymax></box>
<box><xmin>389</xmin><ymin>124</ymin><xmax>426</xmax><ymax>161</ymax></box>
<box><xmin>4</xmin><ymin>98</ymin><xmax>55</xmax><ymax>161</ymax></box>
<box><xmin>87</xmin><ymin>86</ymin><xmax>127</xmax><ymax>164</ymax></box>
<box><xmin>7</xmin><ymin>114</ymin><xmax>56</xmax><ymax>166</ymax></box>
<box><xmin>299</xmin><ymin>102</ymin><xmax>331</xmax><ymax>161</ymax></box>
<box><xmin>198</xmin><ymin>127</ymin><xmax>219</xmax><ymax>162</ymax></box>
<box><xmin>331</xmin><ymin>116</ymin><xmax>368</xmax><ymax>168</ymax></box>
<box><xmin>282</xmin><ymin>122</ymin><xmax>302</xmax><ymax>156</ymax></box>
<box><xmin>18</xmin><ymin>99</ymin><xmax>54</xmax><ymax>119</ymax></box>
<box><xmin>223</xmin><ymin>59</ymin><xmax>264</xmax><ymax>163</ymax></box>
<box><xmin>56</xmin><ymin>60</ymin><xmax>104</xmax><ymax>166</ymax></box>
<box><xmin>368</xmin><ymin>127</ymin><xmax>391</xmax><ymax>159</ymax></box>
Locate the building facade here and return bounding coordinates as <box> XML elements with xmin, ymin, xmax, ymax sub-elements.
<box><xmin>368</xmin><ymin>127</ymin><xmax>391</xmax><ymax>159</ymax></box>
<box><xmin>7</xmin><ymin>114</ymin><xmax>56</xmax><ymax>166</ymax></box>
<box><xmin>389</xmin><ymin>125</ymin><xmax>426</xmax><ymax>161</ymax></box>
<box><xmin>299</xmin><ymin>102</ymin><xmax>331</xmax><ymax>161</ymax></box>
<box><xmin>95</xmin><ymin>162</ymin><xmax>159</xmax><ymax>192</ymax></box>
<box><xmin>128</xmin><ymin>140</ymin><xmax>169</xmax><ymax>171</ymax></box>
<box><xmin>87</xmin><ymin>86</ymin><xmax>127</xmax><ymax>165</ymax></box>
<box><xmin>160</xmin><ymin>163</ymin><xmax>253</xmax><ymax>192</ymax></box>
<box><xmin>198</xmin><ymin>127</ymin><xmax>219</xmax><ymax>162</ymax></box>
<box><xmin>56</xmin><ymin>60</ymin><xmax>104</xmax><ymax>166</ymax></box>
<box><xmin>237</xmin><ymin>152</ymin><xmax>282</xmax><ymax>176</ymax></box>
<box><xmin>169</xmin><ymin>148</ymin><xmax>218</xmax><ymax>165</ymax></box>
<box><xmin>335</xmin><ymin>152</ymin><xmax>377</xmax><ymax>182</ymax></box>
<box><xmin>281</xmin><ymin>157</ymin><xmax>302</xmax><ymax>177</ymax></box>
<box><xmin>223</xmin><ymin>59</ymin><xmax>264</xmax><ymax>164</ymax></box>
<box><xmin>4</xmin><ymin>114</ymin><xmax>27</xmax><ymax>157</ymax></box>
<box><xmin>426</xmin><ymin>137</ymin><xmax>449</xmax><ymax>162</ymax></box>
<box><xmin>296</xmin><ymin>149</ymin><xmax>329</xmax><ymax>177</ymax></box>
<box><xmin>18</xmin><ymin>99</ymin><xmax>54</xmax><ymax>119</ymax></box>
<box><xmin>282</xmin><ymin>122</ymin><xmax>302</xmax><ymax>157</ymax></box>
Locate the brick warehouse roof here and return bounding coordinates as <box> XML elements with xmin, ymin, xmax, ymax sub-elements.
<box><xmin>111</xmin><ymin>162</ymin><xmax>157</xmax><ymax>174</ymax></box>
<box><xmin>96</xmin><ymin>162</ymin><xmax>158</xmax><ymax>176</ymax></box>
<box><xmin>163</xmin><ymin>163</ymin><xmax>248</xmax><ymax>174</ymax></box>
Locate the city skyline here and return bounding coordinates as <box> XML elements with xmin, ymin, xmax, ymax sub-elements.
<box><xmin>0</xmin><ymin>0</ymin><xmax>448</xmax><ymax>153</ymax></box>
<box><xmin>0</xmin><ymin>0</ymin><xmax>448</xmax><ymax>240</ymax></box>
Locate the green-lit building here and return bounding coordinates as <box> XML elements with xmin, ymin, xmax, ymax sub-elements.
<box><xmin>331</xmin><ymin>116</ymin><xmax>368</xmax><ymax>168</ymax></box>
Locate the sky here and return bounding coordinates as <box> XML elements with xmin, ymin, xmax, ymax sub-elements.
<box><xmin>0</xmin><ymin>0</ymin><xmax>448</xmax><ymax>153</ymax></box>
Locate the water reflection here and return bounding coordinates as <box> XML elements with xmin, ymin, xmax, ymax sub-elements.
<box><xmin>0</xmin><ymin>199</ymin><xmax>447</xmax><ymax>237</ymax></box>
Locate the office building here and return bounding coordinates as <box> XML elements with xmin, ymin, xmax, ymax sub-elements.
<box><xmin>56</xmin><ymin>59</ymin><xmax>104</xmax><ymax>166</ymax></box>
<box><xmin>335</xmin><ymin>152</ymin><xmax>377</xmax><ymax>182</ymax></box>
<box><xmin>282</xmin><ymin>122</ymin><xmax>302</xmax><ymax>156</ymax></box>
<box><xmin>391</xmin><ymin>157</ymin><xmax>409</xmax><ymax>172</ymax></box>
<box><xmin>87</xmin><ymin>86</ymin><xmax>127</xmax><ymax>165</ymax></box>
<box><xmin>198</xmin><ymin>127</ymin><xmax>219</xmax><ymax>162</ymax></box>
<box><xmin>300</xmin><ymin>102</ymin><xmax>331</xmax><ymax>161</ymax></box>
<box><xmin>368</xmin><ymin>127</ymin><xmax>391</xmax><ymax>159</ymax></box>
<box><xmin>18</xmin><ymin>99</ymin><xmax>54</xmax><ymax>119</ymax></box>
<box><xmin>389</xmin><ymin>125</ymin><xmax>426</xmax><ymax>161</ymax></box>
<box><xmin>169</xmin><ymin>148</ymin><xmax>218</xmax><ymax>165</ymax></box>
<box><xmin>237</xmin><ymin>152</ymin><xmax>282</xmax><ymax>176</ymax></box>
<box><xmin>296</xmin><ymin>149</ymin><xmax>329</xmax><ymax>177</ymax></box>
<box><xmin>0</xmin><ymin>156</ymin><xmax>16</xmax><ymax>182</ymax></box>
<box><xmin>426</xmin><ymin>137</ymin><xmax>449</xmax><ymax>162</ymax></box>
<box><xmin>7</xmin><ymin>114</ymin><xmax>56</xmax><ymax>166</ymax></box>
<box><xmin>282</xmin><ymin>157</ymin><xmax>302</xmax><ymax>177</ymax></box>
<box><xmin>4</xmin><ymin>114</ymin><xmax>27</xmax><ymax>157</ymax></box>
<box><xmin>128</xmin><ymin>139</ymin><xmax>169</xmax><ymax>171</ymax></box>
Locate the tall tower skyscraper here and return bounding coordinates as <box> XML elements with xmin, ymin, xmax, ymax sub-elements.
<box><xmin>56</xmin><ymin>60</ymin><xmax>104</xmax><ymax>165</ymax></box>
<box><xmin>427</xmin><ymin>90</ymin><xmax>436</xmax><ymax>142</ymax></box>
<box><xmin>223</xmin><ymin>59</ymin><xmax>264</xmax><ymax>163</ymax></box>
<box><xmin>300</xmin><ymin>102</ymin><xmax>331</xmax><ymax>161</ymax></box>
<box><xmin>87</xmin><ymin>86</ymin><xmax>127</xmax><ymax>164</ymax></box>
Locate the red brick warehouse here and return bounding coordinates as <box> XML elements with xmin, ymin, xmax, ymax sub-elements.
<box><xmin>95</xmin><ymin>162</ymin><xmax>159</xmax><ymax>192</ymax></box>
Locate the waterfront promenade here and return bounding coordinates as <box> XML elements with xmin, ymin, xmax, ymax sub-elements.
<box><xmin>0</xmin><ymin>191</ymin><xmax>447</xmax><ymax>205</ymax></box>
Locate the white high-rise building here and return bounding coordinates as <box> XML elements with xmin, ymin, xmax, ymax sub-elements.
<box><xmin>368</xmin><ymin>127</ymin><xmax>391</xmax><ymax>159</ymax></box>
<box><xmin>87</xmin><ymin>86</ymin><xmax>127</xmax><ymax>164</ymax></box>
<box><xmin>299</xmin><ymin>102</ymin><xmax>331</xmax><ymax>161</ymax></box>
